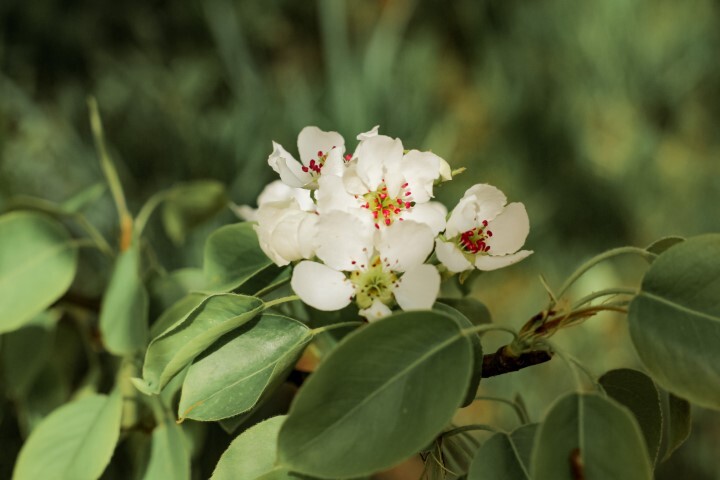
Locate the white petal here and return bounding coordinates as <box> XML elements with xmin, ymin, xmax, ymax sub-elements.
<box><xmin>377</xmin><ymin>221</ymin><xmax>434</xmax><ymax>272</ymax></box>
<box><xmin>445</xmin><ymin>196</ymin><xmax>479</xmax><ymax>238</ymax></box>
<box><xmin>275</xmin><ymin>156</ymin><xmax>313</xmax><ymax>188</ymax></box>
<box><xmin>485</xmin><ymin>202</ymin><xmax>530</xmax><ymax>255</ymax></box>
<box><xmin>356</xmin><ymin>125</ymin><xmax>379</xmax><ymax>142</ymax></box>
<box><xmin>257</xmin><ymin>180</ymin><xmax>295</xmax><ymax>206</ymax></box>
<box><xmin>321</xmin><ymin>147</ymin><xmax>345</xmax><ymax>177</ymax></box>
<box><xmin>394</xmin><ymin>264</ymin><xmax>441</xmax><ymax>311</ymax></box>
<box><xmin>438</xmin><ymin>158</ymin><xmax>452</xmax><ymax>181</ymax></box>
<box><xmin>297</xmin><ymin>126</ymin><xmax>345</xmax><ymax>166</ymax></box>
<box><xmin>359</xmin><ymin>299</ymin><xmax>392</xmax><ymax>321</ymax></box>
<box><xmin>342</xmin><ymin>163</ymin><xmax>369</xmax><ymax>195</ymax></box>
<box><xmin>297</xmin><ymin>214</ymin><xmax>319</xmax><ymax>259</ymax></box>
<box><xmin>435</xmin><ymin>239</ymin><xmax>472</xmax><ymax>273</ymax></box>
<box><xmin>401</xmin><ymin>201</ymin><xmax>447</xmax><ymax>234</ymax></box>
<box><xmin>315</xmin><ymin>211</ymin><xmax>374</xmax><ymax>271</ymax></box>
<box><xmin>291</xmin><ymin>261</ymin><xmax>354</xmax><ymax>311</ymax></box>
<box><xmin>355</xmin><ymin>135</ymin><xmax>403</xmax><ymax>191</ymax></box>
<box><xmin>254</xmin><ymin>221</ymin><xmax>289</xmax><ymax>267</ymax></box>
<box><xmin>268</xmin><ymin>141</ymin><xmax>294</xmax><ymax>174</ymax></box>
<box><xmin>474</xmin><ymin>250</ymin><xmax>533</xmax><ymax>271</ymax></box>
<box><xmin>233</xmin><ymin>204</ymin><xmax>256</xmax><ymax>221</ymax></box>
<box><xmin>401</xmin><ymin>150</ymin><xmax>442</xmax><ymax>203</ymax></box>
<box><xmin>316</xmin><ymin>175</ymin><xmax>362</xmax><ymax>214</ymax></box>
<box><xmin>293</xmin><ymin>188</ymin><xmax>316</xmax><ymax>212</ymax></box>
<box><xmin>462</xmin><ymin>184</ymin><xmax>507</xmax><ymax>221</ymax></box>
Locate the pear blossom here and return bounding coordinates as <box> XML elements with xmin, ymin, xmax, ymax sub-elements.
<box><xmin>268</xmin><ymin>126</ymin><xmax>347</xmax><ymax>189</ymax></box>
<box><xmin>234</xmin><ymin>180</ymin><xmax>314</xmax><ymax>221</ymax></box>
<box><xmin>436</xmin><ymin>184</ymin><xmax>533</xmax><ymax>272</ymax></box>
<box><xmin>316</xmin><ymin>134</ymin><xmax>449</xmax><ymax>234</ymax></box>
<box><xmin>290</xmin><ymin>213</ymin><xmax>440</xmax><ymax>320</ymax></box>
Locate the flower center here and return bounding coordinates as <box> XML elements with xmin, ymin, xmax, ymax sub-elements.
<box><xmin>301</xmin><ymin>147</ymin><xmax>336</xmax><ymax>175</ymax></box>
<box><xmin>458</xmin><ymin>220</ymin><xmax>493</xmax><ymax>254</ymax></box>
<box><xmin>349</xmin><ymin>256</ymin><xmax>399</xmax><ymax>309</ymax></box>
<box><xmin>360</xmin><ymin>180</ymin><xmax>415</xmax><ymax>229</ymax></box>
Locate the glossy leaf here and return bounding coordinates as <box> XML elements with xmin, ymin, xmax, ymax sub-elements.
<box><xmin>13</xmin><ymin>391</ymin><xmax>122</xmax><ymax>480</ymax></box>
<box><xmin>143</xmin><ymin>418</ymin><xmax>190</xmax><ymax>480</ymax></box>
<box><xmin>141</xmin><ymin>293</ymin><xmax>264</xmax><ymax>393</ymax></box>
<box><xmin>100</xmin><ymin>244</ymin><xmax>149</xmax><ymax>355</ymax></box>
<box><xmin>628</xmin><ymin>234</ymin><xmax>720</xmax><ymax>410</ymax></box>
<box><xmin>437</xmin><ymin>297</ymin><xmax>492</xmax><ymax>325</ymax></box>
<box><xmin>467</xmin><ymin>424</ymin><xmax>538</xmax><ymax>480</ymax></box>
<box><xmin>149</xmin><ymin>292</ymin><xmax>209</xmax><ymax>339</ymax></box>
<box><xmin>662</xmin><ymin>393</ymin><xmax>691</xmax><ymax>461</ymax></box>
<box><xmin>212</xmin><ymin>416</ymin><xmax>294</xmax><ymax>480</ymax></box>
<box><xmin>161</xmin><ymin>180</ymin><xmax>227</xmax><ymax>244</ymax></box>
<box><xmin>178</xmin><ymin>314</ymin><xmax>311</xmax><ymax>421</ymax></box>
<box><xmin>0</xmin><ymin>211</ymin><xmax>78</xmax><ymax>333</ymax></box>
<box><xmin>204</xmin><ymin>222</ymin><xmax>278</xmax><ymax>292</ymax></box>
<box><xmin>599</xmin><ymin>368</ymin><xmax>662</xmax><ymax>464</ymax></box>
<box><xmin>531</xmin><ymin>393</ymin><xmax>652</xmax><ymax>480</ymax></box>
<box><xmin>277</xmin><ymin>311</ymin><xmax>474</xmax><ymax>478</ymax></box>
<box><xmin>645</xmin><ymin>236</ymin><xmax>684</xmax><ymax>256</ymax></box>
<box><xmin>434</xmin><ymin>302</ymin><xmax>484</xmax><ymax>407</ymax></box>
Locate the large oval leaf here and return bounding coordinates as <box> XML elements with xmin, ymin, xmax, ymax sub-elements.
<box><xmin>467</xmin><ymin>423</ymin><xmax>538</xmax><ymax>480</ymax></box>
<box><xmin>178</xmin><ymin>313</ymin><xmax>312</xmax><ymax>421</ymax></box>
<box><xmin>0</xmin><ymin>211</ymin><xmax>78</xmax><ymax>333</ymax></box>
<box><xmin>212</xmin><ymin>416</ymin><xmax>294</xmax><ymax>480</ymax></box>
<box><xmin>277</xmin><ymin>311</ymin><xmax>473</xmax><ymax>478</ymax></box>
<box><xmin>628</xmin><ymin>234</ymin><xmax>720</xmax><ymax>410</ymax></box>
<box><xmin>100</xmin><ymin>244</ymin><xmax>149</xmax><ymax>355</ymax></box>
<box><xmin>204</xmin><ymin>223</ymin><xmax>279</xmax><ymax>292</ymax></box>
<box><xmin>599</xmin><ymin>368</ymin><xmax>662</xmax><ymax>464</ymax></box>
<box><xmin>142</xmin><ymin>418</ymin><xmax>190</xmax><ymax>480</ymax></box>
<box><xmin>531</xmin><ymin>393</ymin><xmax>652</xmax><ymax>480</ymax></box>
<box><xmin>140</xmin><ymin>293</ymin><xmax>264</xmax><ymax>393</ymax></box>
<box><xmin>13</xmin><ymin>391</ymin><xmax>122</xmax><ymax>480</ymax></box>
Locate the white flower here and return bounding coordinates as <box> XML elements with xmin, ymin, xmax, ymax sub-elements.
<box><xmin>268</xmin><ymin>126</ymin><xmax>347</xmax><ymax>189</ymax></box>
<box><xmin>316</xmin><ymin>134</ymin><xmax>449</xmax><ymax>234</ymax></box>
<box><xmin>436</xmin><ymin>184</ymin><xmax>532</xmax><ymax>272</ymax></box>
<box><xmin>234</xmin><ymin>180</ymin><xmax>314</xmax><ymax>221</ymax></box>
<box><xmin>290</xmin><ymin>216</ymin><xmax>440</xmax><ymax>321</ymax></box>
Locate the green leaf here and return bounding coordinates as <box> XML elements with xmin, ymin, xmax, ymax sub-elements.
<box><xmin>13</xmin><ymin>391</ymin><xmax>123</xmax><ymax>480</ymax></box>
<box><xmin>178</xmin><ymin>313</ymin><xmax>311</xmax><ymax>421</ymax></box>
<box><xmin>148</xmin><ymin>268</ymin><xmax>207</xmax><ymax>318</ymax></box>
<box><xmin>437</xmin><ymin>297</ymin><xmax>492</xmax><ymax>325</ymax></box>
<box><xmin>434</xmin><ymin>302</ymin><xmax>484</xmax><ymax>407</ymax></box>
<box><xmin>467</xmin><ymin>424</ymin><xmax>538</xmax><ymax>480</ymax></box>
<box><xmin>277</xmin><ymin>311</ymin><xmax>474</xmax><ymax>478</ymax></box>
<box><xmin>149</xmin><ymin>292</ymin><xmax>209</xmax><ymax>339</ymax></box>
<box><xmin>599</xmin><ymin>368</ymin><xmax>662</xmax><ymax>464</ymax></box>
<box><xmin>161</xmin><ymin>180</ymin><xmax>227</xmax><ymax>244</ymax></box>
<box><xmin>212</xmin><ymin>416</ymin><xmax>294</xmax><ymax>480</ymax></box>
<box><xmin>645</xmin><ymin>236</ymin><xmax>685</xmax><ymax>256</ymax></box>
<box><xmin>99</xmin><ymin>245</ymin><xmax>149</xmax><ymax>355</ymax></box>
<box><xmin>62</xmin><ymin>182</ymin><xmax>107</xmax><ymax>213</ymax></box>
<box><xmin>0</xmin><ymin>211</ymin><xmax>78</xmax><ymax>334</ymax></box>
<box><xmin>142</xmin><ymin>418</ymin><xmax>190</xmax><ymax>480</ymax></box>
<box><xmin>141</xmin><ymin>293</ymin><xmax>264</xmax><ymax>393</ymax></box>
<box><xmin>628</xmin><ymin>234</ymin><xmax>720</xmax><ymax>410</ymax></box>
<box><xmin>204</xmin><ymin>222</ymin><xmax>278</xmax><ymax>292</ymax></box>
<box><xmin>531</xmin><ymin>393</ymin><xmax>652</xmax><ymax>480</ymax></box>
<box><xmin>218</xmin><ymin>382</ymin><xmax>297</xmax><ymax>435</ymax></box>
<box><xmin>662</xmin><ymin>393</ymin><xmax>691</xmax><ymax>462</ymax></box>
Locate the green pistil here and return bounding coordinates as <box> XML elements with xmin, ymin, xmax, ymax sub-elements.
<box><xmin>361</xmin><ymin>181</ymin><xmax>414</xmax><ymax>229</ymax></box>
<box><xmin>349</xmin><ymin>256</ymin><xmax>398</xmax><ymax>309</ymax></box>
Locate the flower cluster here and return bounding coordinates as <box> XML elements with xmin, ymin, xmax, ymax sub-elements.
<box><xmin>245</xmin><ymin>126</ymin><xmax>532</xmax><ymax>320</ymax></box>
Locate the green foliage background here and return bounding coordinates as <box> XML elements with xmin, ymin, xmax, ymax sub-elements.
<box><xmin>1</xmin><ymin>0</ymin><xmax>719</xmax><ymax>478</ymax></box>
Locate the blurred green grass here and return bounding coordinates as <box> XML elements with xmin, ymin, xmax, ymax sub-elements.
<box><xmin>2</xmin><ymin>0</ymin><xmax>719</xmax><ymax>477</ymax></box>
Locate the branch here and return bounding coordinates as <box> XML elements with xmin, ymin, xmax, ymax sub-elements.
<box><xmin>481</xmin><ymin>345</ymin><xmax>553</xmax><ymax>378</ymax></box>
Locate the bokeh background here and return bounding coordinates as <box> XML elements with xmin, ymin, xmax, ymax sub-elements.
<box><xmin>2</xmin><ymin>0</ymin><xmax>719</xmax><ymax>477</ymax></box>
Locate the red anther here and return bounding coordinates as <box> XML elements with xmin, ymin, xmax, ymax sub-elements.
<box><xmin>487</xmin><ymin>231</ymin><xmax>493</xmax><ymax>237</ymax></box>
<box><xmin>405</xmin><ymin>192</ymin><xmax>411</xmax><ymax>196</ymax></box>
<box><xmin>399</xmin><ymin>217</ymin><xmax>404</xmax><ymax>221</ymax></box>
<box><xmin>394</xmin><ymin>209</ymin><xmax>400</xmax><ymax>214</ymax></box>
<box><xmin>365</xmin><ymin>202</ymin><xmax>370</xmax><ymax>208</ymax></box>
<box><xmin>385</xmin><ymin>218</ymin><xmax>391</xmax><ymax>226</ymax></box>
<box><xmin>302</xmin><ymin>166</ymin><xmax>309</xmax><ymax>172</ymax></box>
<box><xmin>351</xmin><ymin>260</ymin><xmax>356</xmax><ymax>265</ymax></box>
<box><xmin>345</xmin><ymin>154</ymin><xmax>352</xmax><ymax>161</ymax></box>
<box><xmin>482</xmin><ymin>220</ymin><xmax>488</xmax><ymax>227</ymax></box>
<box><xmin>374</xmin><ymin>224</ymin><xmax>380</xmax><ymax>230</ymax></box>
<box><xmin>484</xmin><ymin>245</ymin><xmax>491</xmax><ymax>252</ymax></box>
<box><xmin>380</xmin><ymin>193</ymin><xmax>387</xmax><ymax>199</ymax></box>
<box><xmin>397</xmin><ymin>199</ymin><xmax>402</xmax><ymax>205</ymax></box>
<box><xmin>382</xmin><ymin>210</ymin><xmax>389</xmax><ymax>217</ymax></box>
<box><xmin>317</xmin><ymin>150</ymin><xmax>323</xmax><ymax>156</ymax></box>
<box><xmin>373</xmin><ymin>211</ymin><xmax>378</xmax><ymax>219</ymax></box>
<box><xmin>405</xmin><ymin>202</ymin><xmax>412</xmax><ymax>209</ymax></box>
<box><xmin>401</xmin><ymin>182</ymin><xmax>409</xmax><ymax>188</ymax></box>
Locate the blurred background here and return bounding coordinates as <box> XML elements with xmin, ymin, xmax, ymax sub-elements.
<box><xmin>1</xmin><ymin>0</ymin><xmax>719</xmax><ymax>477</ymax></box>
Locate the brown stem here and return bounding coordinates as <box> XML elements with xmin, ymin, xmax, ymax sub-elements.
<box><xmin>481</xmin><ymin>345</ymin><xmax>553</xmax><ymax>378</ymax></box>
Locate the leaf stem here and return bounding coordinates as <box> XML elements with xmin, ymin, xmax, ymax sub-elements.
<box><xmin>254</xmin><ymin>275</ymin><xmax>291</xmax><ymax>298</ymax></box>
<box><xmin>462</xmin><ymin>324</ymin><xmax>518</xmax><ymax>340</ymax></box>
<box><xmin>311</xmin><ymin>321</ymin><xmax>365</xmax><ymax>335</ymax></box>
<box><xmin>473</xmin><ymin>395</ymin><xmax>530</xmax><ymax>424</ymax></box>
<box><xmin>263</xmin><ymin>295</ymin><xmax>300</xmax><ymax>309</ymax></box>
<box><xmin>441</xmin><ymin>424</ymin><xmax>501</xmax><ymax>439</ymax></box>
<box><xmin>134</xmin><ymin>190</ymin><xmax>172</xmax><ymax>237</ymax></box>
<box><xmin>555</xmin><ymin>247</ymin><xmax>655</xmax><ymax>304</ymax></box>
<box><xmin>571</xmin><ymin>287</ymin><xmax>637</xmax><ymax>309</ymax></box>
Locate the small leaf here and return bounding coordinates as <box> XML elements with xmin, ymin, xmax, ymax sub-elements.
<box><xmin>434</xmin><ymin>302</ymin><xmax>484</xmax><ymax>407</ymax></box>
<box><xmin>13</xmin><ymin>391</ymin><xmax>123</xmax><ymax>480</ymax></box>
<box><xmin>204</xmin><ymin>222</ymin><xmax>278</xmax><ymax>292</ymax></box>
<box><xmin>467</xmin><ymin>424</ymin><xmax>538</xmax><ymax>480</ymax></box>
<box><xmin>178</xmin><ymin>314</ymin><xmax>312</xmax><ymax>421</ymax></box>
<box><xmin>161</xmin><ymin>180</ymin><xmax>227</xmax><ymax>244</ymax></box>
<box><xmin>142</xmin><ymin>418</ymin><xmax>190</xmax><ymax>480</ymax></box>
<box><xmin>599</xmin><ymin>368</ymin><xmax>662</xmax><ymax>464</ymax></box>
<box><xmin>141</xmin><ymin>293</ymin><xmax>264</xmax><ymax>393</ymax></box>
<box><xmin>213</xmin><ymin>416</ymin><xmax>294</xmax><ymax>480</ymax></box>
<box><xmin>628</xmin><ymin>234</ymin><xmax>720</xmax><ymax>410</ymax></box>
<box><xmin>277</xmin><ymin>311</ymin><xmax>473</xmax><ymax>478</ymax></box>
<box><xmin>645</xmin><ymin>236</ymin><xmax>685</xmax><ymax>256</ymax></box>
<box><xmin>662</xmin><ymin>393</ymin><xmax>691</xmax><ymax>462</ymax></box>
<box><xmin>100</xmin><ymin>244</ymin><xmax>149</xmax><ymax>355</ymax></box>
<box><xmin>531</xmin><ymin>393</ymin><xmax>652</xmax><ymax>480</ymax></box>
<box><xmin>0</xmin><ymin>211</ymin><xmax>78</xmax><ymax>333</ymax></box>
<box><xmin>437</xmin><ymin>297</ymin><xmax>492</xmax><ymax>325</ymax></box>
